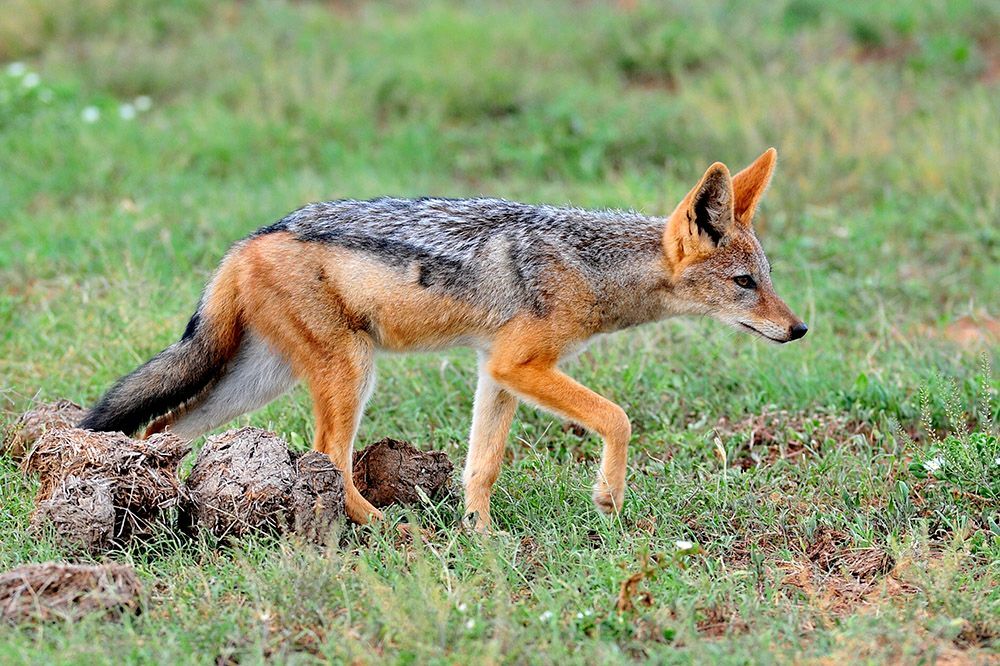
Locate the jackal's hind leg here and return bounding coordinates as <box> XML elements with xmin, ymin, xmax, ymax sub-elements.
<box><xmin>306</xmin><ymin>333</ymin><xmax>381</xmax><ymax>525</ymax></box>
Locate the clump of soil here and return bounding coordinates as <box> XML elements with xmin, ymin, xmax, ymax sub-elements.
<box><xmin>352</xmin><ymin>437</ymin><xmax>453</xmax><ymax>508</ymax></box>
<box><xmin>0</xmin><ymin>563</ymin><xmax>141</xmax><ymax>623</ymax></box>
<box><xmin>180</xmin><ymin>427</ymin><xmax>344</xmax><ymax>543</ymax></box>
<box><xmin>3</xmin><ymin>400</ymin><xmax>86</xmax><ymax>459</ymax></box>
<box><xmin>23</xmin><ymin>429</ymin><xmax>189</xmax><ymax>554</ymax></box>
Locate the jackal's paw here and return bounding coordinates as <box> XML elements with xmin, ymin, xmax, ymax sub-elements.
<box><xmin>592</xmin><ymin>483</ymin><xmax>624</xmax><ymax>515</ymax></box>
<box><xmin>462</xmin><ymin>510</ymin><xmax>494</xmax><ymax>534</ymax></box>
<box><xmin>346</xmin><ymin>495</ymin><xmax>384</xmax><ymax>525</ymax></box>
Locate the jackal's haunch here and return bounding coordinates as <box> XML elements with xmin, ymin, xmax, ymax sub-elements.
<box><xmin>81</xmin><ymin>148</ymin><xmax>807</xmax><ymax>529</ymax></box>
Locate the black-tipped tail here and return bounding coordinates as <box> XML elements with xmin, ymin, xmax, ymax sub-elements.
<box><xmin>80</xmin><ymin>252</ymin><xmax>246</xmax><ymax>437</ymax></box>
<box><xmin>79</xmin><ymin>312</ymin><xmax>233</xmax><ymax>436</ymax></box>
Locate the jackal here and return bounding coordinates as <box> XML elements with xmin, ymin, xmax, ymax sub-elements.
<box><xmin>81</xmin><ymin>148</ymin><xmax>807</xmax><ymax>529</ymax></box>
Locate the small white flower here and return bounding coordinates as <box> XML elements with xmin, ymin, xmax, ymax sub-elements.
<box><xmin>22</xmin><ymin>72</ymin><xmax>39</xmax><ymax>88</ymax></box>
<box><xmin>994</xmin><ymin>457</ymin><xmax>1000</xmax><ymax>466</ymax></box>
<box><xmin>674</xmin><ymin>539</ymin><xmax>695</xmax><ymax>550</ymax></box>
<box><xmin>576</xmin><ymin>612</ymin><xmax>584</xmax><ymax>619</ymax></box>
<box><xmin>118</xmin><ymin>103</ymin><xmax>136</xmax><ymax>120</ymax></box>
<box><xmin>81</xmin><ymin>106</ymin><xmax>100</xmax><ymax>123</ymax></box>
<box><xmin>465</xmin><ymin>619</ymin><xmax>475</xmax><ymax>630</ymax></box>
<box><xmin>6</xmin><ymin>62</ymin><xmax>26</xmax><ymax>77</ymax></box>
<box><xmin>923</xmin><ymin>456</ymin><xmax>945</xmax><ymax>473</ymax></box>
<box><xmin>539</xmin><ymin>610</ymin><xmax>553</xmax><ymax>622</ymax></box>
<box><xmin>38</xmin><ymin>88</ymin><xmax>53</xmax><ymax>103</ymax></box>
<box><xmin>457</xmin><ymin>602</ymin><xmax>467</xmax><ymax>613</ymax></box>
<box><xmin>134</xmin><ymin>95</ymin><xmax>152</xmax><ymax>111</ymax></box>
<box><xmin>584</xmin><ymin>609</ymin><xmax>593</xmax><ymax>616</ymax></box>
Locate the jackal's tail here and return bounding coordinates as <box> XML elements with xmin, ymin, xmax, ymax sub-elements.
<box><xmin>79</xmin><ymin>259</ymin><xmax>243</xmax><ymax>436</ymax></box>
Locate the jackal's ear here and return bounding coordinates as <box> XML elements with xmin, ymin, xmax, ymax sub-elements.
<box><xmin>732</xmin><ymin>147</ymin><xmax>776</xmax><ymax>226</ymax></box>
<box><xmin>666</xmin><ymin>162</ymin><xmax>734</xmax><ymax>264</ymax></box>
<box><xmin>687</xmin><ymin>162</ymin><xmax>734</xmax><ymax>245</ymax></box>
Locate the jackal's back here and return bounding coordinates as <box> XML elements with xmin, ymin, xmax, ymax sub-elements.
<box><xmin>255</xmin><ymin>197</ymin><xmax>665</xmax><ymax>321</ymax></box>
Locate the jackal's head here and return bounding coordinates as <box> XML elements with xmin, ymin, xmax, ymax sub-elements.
<box><xmin>664</xmin><ymin>148</ymin><xmax>807</xmax><ymax>343</ymax></box>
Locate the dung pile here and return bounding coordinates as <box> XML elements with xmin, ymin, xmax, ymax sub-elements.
<box><xmin>0</xmin><ymin>562</ymin><xmax>141</xmax><ymax>623</ymax></box>
<box><xmin>180</xmin><ymin>427</ymin><xmax>345</xmax><ymax>543</ymax></box>
<box><xmin>3</xmin><ymin>400</ymin><xmax>86</xmax><ymax>459</ymax></box>
<box><xmin>14</xmin><ymin>403</ymin><xmax>454</xmax><ymax>551</ymax></box>
<box><xmin>23</xmin><ymin>429</ymin><xmax>189</xmax><ymax>554</ymax></box>
<box><xmin>353</xmin><ymin>437</ymin><xmax>454</xmax><ymax>507</ymax></box>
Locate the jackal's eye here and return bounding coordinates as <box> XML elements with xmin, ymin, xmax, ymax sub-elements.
<box><xmin>733</xmin><ymin>275</ymin><xmax>756</xmax><ymax>289</ymax></box>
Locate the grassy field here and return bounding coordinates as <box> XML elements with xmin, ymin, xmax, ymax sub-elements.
<box><xmin>1</xmin><ymin>0</ymin><xmax>998</xmax><ymax>663</ymax></box>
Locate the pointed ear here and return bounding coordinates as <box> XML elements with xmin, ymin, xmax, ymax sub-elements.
<box><xmin>687</xmin><ymin>162</ymin><xmax>735</xmax><ymax>245</ymax></box>
<box><xmin>665</xmin><ymin>162</ymin><xmax>734</xmax><ymax>265</ymax></box>
<box><xmin>732</xmin><ymin>147</ymin><xmax>776</xmax><ymax>226</ymax></box>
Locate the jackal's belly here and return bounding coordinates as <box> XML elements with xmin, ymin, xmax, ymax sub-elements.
<box><xmin>239</xmin><ymin>232</ymin><xmax>507</xmax><ymax>355</ymax></box>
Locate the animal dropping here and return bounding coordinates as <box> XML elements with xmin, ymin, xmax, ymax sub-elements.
<box><xmin>3</xmin><ymin>399</ymin><xmax>86</xmax><ymax>459</ymax></box>
<box><xmin>23</xmin><ymin>428</ymin><xmax>189</xmax><ymax>554</ymax></box>
<box><xmin>352</xmin><ymin>438</ymin><xmax>454</xmax><ymax>508</ymax></box>
<box><xmin>180</xmin><ymin>427</ymin><xmax>346</xmax><ymax>543</ymax></box>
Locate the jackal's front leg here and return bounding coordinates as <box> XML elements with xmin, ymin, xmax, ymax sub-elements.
<box><xmin>487</xmin><ymin>349</ymin><xmax>632</xmax><ymax>517</ymax></box>
<box><xmin>463</xmin><ymin>354</ymin><xmax>518</xmax><ymax>532</ymax></box>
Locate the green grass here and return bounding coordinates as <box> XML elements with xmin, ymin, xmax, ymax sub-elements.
<box><xmin>1</xmin><ymin>0</ymin><xmax>998</xmax><ymax>663</ymax></box>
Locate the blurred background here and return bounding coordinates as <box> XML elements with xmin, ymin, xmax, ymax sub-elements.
<box><xmin>0</xmin><ymin>0</ymin><xmax>997</xmax><ymax>427</ymax></box>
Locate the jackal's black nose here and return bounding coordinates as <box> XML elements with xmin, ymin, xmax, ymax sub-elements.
<box><xmin>789</xmin><ymin>322</ymin><xmax>808</xmax><ymax>340</ymax></box>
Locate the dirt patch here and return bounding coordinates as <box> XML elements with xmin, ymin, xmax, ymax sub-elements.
<box><xmin>779</xmin><ymin>557</ymin><xmax>917</xmax><ymax>619</ymax></box>
<box><xmin>696</xmin><ymin>604</ymin><xmax>748</xmax><ymax>637</ymax></box>
<box><xmin>943</xmin><ymin>314</ymin><xmax>1000</xmax><ymax>348</ymax></box>
<box><xmin>714</xmin><ymin>407</ymin><xmax>871</xmax><ymax>469</ymax></box>
<box><xmin>852</xmin><ymin>39</ymin><xmax>916</xmax><ymax>66</ymax></box>
<box><xmin>779</xmin><ymin>531</ymin><xmax>909</xmax><ymax>618</ymax></box>
<box><xmin>954</xmin><ymin>617</ymin><xmax>999</xmax><ymax>650</ymax></box>
<box><xmin>180</xmin><ymin>427</ymin><xmax>344</xmax><ymax>543</ymax></box>
<box><xmin>0</xmin><ymin>562</ymin><xmax>141</xmax><ymax>623</ymax></box>
<box><xmin>3</xmin><ymin>400</ymin><xmax>86</xmax><ymax>459</ymax></box>
<box><xmin>352</xmin><ymin>438</ymin><xmax>453</xmax><ymax>508</ymax></box>
<box><xmin>23</xmin><ymin>428</ymin><xmax>189</xmax><ymax>554</ymax></box>
<box><xmin>806</xmin><ymin>527</ymin><xmax>895</xmax><ymax>581</ymax></box>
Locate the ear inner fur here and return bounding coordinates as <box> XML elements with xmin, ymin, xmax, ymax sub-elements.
<box><xmin>692</xmin><ymin>166</ymin><xmax>733</xmax><ymax>244</ymax></box>
<box><xmin>663</xmin><ymin>162</ymin><xmax>734</xmax><ymax>269</ymax></box>
<box><xmin>732</xmin><ymin>147</ymin><xmax>777</xmax><ymax>226</ymax></box>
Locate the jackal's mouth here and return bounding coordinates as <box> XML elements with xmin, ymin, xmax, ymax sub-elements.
<box><xmin>738</xmin><ymin>322</ymin><xmax>786</xmax><ymax>343</ymax></box>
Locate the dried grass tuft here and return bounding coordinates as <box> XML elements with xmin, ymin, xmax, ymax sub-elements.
<box><xmin>0</xmin><ymin>562</ymin><xmax>141</xmax><ymax>623</ymax></box>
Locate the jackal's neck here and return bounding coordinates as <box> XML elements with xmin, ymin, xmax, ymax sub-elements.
<box><xmin>583</xmin><ymin>226</ymin><xmax>677</xmax><ymax>334</ymax></box>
